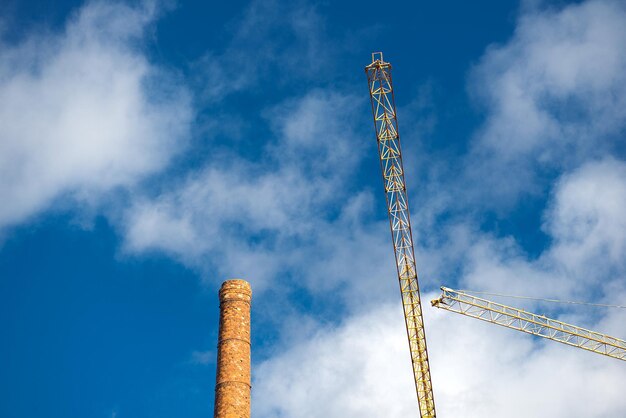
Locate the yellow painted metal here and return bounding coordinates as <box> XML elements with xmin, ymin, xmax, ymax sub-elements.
<box><xmin>365</xmin><ymin>52</ymin><xmax>437</xmax><ymax>418</ymax></box>
<box><xmin>432</xmin><ymin>287</ymin><xmax>626</xmax><ymax>361</ymax></box>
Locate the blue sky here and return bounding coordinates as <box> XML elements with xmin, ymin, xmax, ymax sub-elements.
<box><xmin>1</xmin><ymin>0</ymin><xmax>626</xmax><ymax>417</ymax></box>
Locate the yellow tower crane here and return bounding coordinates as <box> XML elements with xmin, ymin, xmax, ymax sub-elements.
<box><xmin>365</xmin><ymin>52</ymin><xmax>436</xmax><ymax>418</ymax></box>
<box><xmin>432</xmin><ymin>287</ymin><xmax>626</xmax><ymax>361</ymax></box>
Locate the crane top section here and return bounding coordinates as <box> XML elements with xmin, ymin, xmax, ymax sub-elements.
<box><xmin>366</xmin><ymin>51</ymin><xmax>391</xmax><ymax>70</ymax></box>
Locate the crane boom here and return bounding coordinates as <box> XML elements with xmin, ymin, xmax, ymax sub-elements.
<box><xmin>365</xmin><ymin>52</ymin><xmax>436</xmax><ymax>418</ymax></box>
<box><xmin>431</xmin><ymin>287</ymin><xmax>626</xmax><ymax>361</ymax></box>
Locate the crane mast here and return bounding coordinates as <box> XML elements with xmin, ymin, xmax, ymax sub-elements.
<box><xmin>432</xmin><ymin>287</ymin><xmax>626</xmax><ymax>361</ymax></box>
<box><xmin>365</xmin><ymin>52</ymin><xmax>436</xmax><ymax>418</ymax></box>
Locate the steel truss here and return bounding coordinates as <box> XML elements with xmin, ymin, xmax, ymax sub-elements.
<box><xmin>365</xmin><ymin>52</ymin><xmax>436</xmax><ymax>418</ymax></box>
<box><xmin>432</xmin><ymin>287</ymin><xmax>626</xmax><ymax>361</ymax></box>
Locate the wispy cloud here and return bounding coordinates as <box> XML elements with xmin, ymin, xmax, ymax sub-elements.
<box><xmin>463</xmin><ymin>0</ymin><xmax>626</xmax><ymax>207</ymax></box>
<box><xmin>190</xmin><ymin>350</ymin><xmax>214</xmax><ymax>366</ymax></box>
<box><xmin>0</xmin><ymin>1</ymin><xmax>191</xmax><ymax>234</ymax></box>
<box><xmin>122</xmin><ymin>89</ymin><xmax>386</xmax><ymax>302</ymax></box>
<box><xmin>191</xmin><ymin>0</ymin><xmax>332</xmax><ymax>102</ymax></box>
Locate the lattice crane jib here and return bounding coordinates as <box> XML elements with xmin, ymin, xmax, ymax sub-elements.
<box><xmin>365</xmin><ymin>52</ymin><xmax>436</xmax><ymax>418</ymax></box>
<box><xmin>432</xmin><ymin>287</ymin><xmax>626</xmax><ymax>361</ymax></box>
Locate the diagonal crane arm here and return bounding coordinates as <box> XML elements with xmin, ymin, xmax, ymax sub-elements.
<box><xmin>365</xmin><ymin>52</ymin><xmax>437</xmax><ymax>418</ymax></box>
<box><xmin>431</xmin><ymin>287</ymin><xmax>626</xmax><ymax>361</ymax></box>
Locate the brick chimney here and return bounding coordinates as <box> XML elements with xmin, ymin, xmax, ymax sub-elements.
<box><xmin>214</xmin><ymin>279</ymin><xmax>252</xmax><ymax>418</ymax></box>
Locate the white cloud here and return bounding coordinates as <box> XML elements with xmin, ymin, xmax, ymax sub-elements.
<box><xmin>122</xmin><ymin>89</ymin><xmax>386</xmax><ymax>301</ymax></box>
<box><xmin>254</xmin><ymin>294</ymin><xmax>626</xmax><ymax>418</ymax></box>
<box><xmin>253</xmin><ymin>303</ymin><xmax>416</xmax><ymax>418</ymax></box>
<box><xmin>547</xmin><ymin>158</ymin><xmax>626</xmax><ymax>275</ymax></box>
<box><xmin>454</xmin><ymin>158</ymin><xmax>626</xmax><ymax>311</ymax></box>
<box><xmin>466</xmin><ymin>0</ymin><xmax>626</xmax><ymax>206</ymax></box>
<box><xmin>0</xmin><ymin>1</ymin><xmax>191</xmax><ymax>232</ymax></box>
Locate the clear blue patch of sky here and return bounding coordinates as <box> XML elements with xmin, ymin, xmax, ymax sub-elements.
<box><xmin>0</xmin><ymin>216</ymin><xmax>220</xmax><ymax>418</ymax></box>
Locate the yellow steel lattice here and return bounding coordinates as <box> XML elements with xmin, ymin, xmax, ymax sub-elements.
<box><xmin>432</xmin><ymin>287</ymin><xmax>626</xmax><ymax>361</ymax></box>
<box><xmin>365</xmin><ymin>52</ymin><xmax>437</xmax><ymax>418</ymax></box>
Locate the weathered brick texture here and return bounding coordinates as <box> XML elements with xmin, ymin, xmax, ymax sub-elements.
<box><xmin>214</xmin><ymin>279</ymin><xmax>252</xmax><ymax>418</ymax></box>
